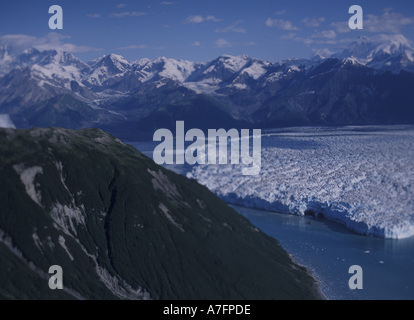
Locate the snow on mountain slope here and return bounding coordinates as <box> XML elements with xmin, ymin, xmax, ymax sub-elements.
<box><xmin>157</xmin><ymin>57</ymin><xmax>197</xmax><ymax>82</ymax></box>
<box><xmin>128</xmin><ymin>57</ymin><xmax>200</xmax><ymax>85</ymax></box>
<box><xmin>1</xmin><ymin>49</ymin><xmax>90</xmax><ymax>91</ymax></box>
<box><xmin>189</xmin><ymin>126</ymin><xmax>414</xmax><ymax>239</ymax></box>
<box><xmin>189</xmin><ymin>55</ymin><xmax>251</xmax><ymax>83</ymax></box>
<box><xmin>183</xmin><ymin>79</ymin><xmax>221</xmax><ymax>95</ymax></box>
<box><xmin>30</xmin><ymin>52</ymin><xmax>86</xmax><ymax>90</ymax></box>
<box><xmin>216</xmin><ymin>54</ymin><xmax>251</xmax><ymax>73</ymax></box>
<box><xmin>333</xmin><ymin>34</ymin><xmax>414</xmax><ymax>73</ymax></box>
<box><xmin>239</xmin><ymin>60</ymin><xmax>269</xmax><ymax>80</ymax></box>
<box><xmin>0</xmin><ymin>34</ymin><xmax>413</xmax><ymax>108</ymax></box>
<box><xmin>0</xmin><ymin>46</ymin><xmax>14</xmax><ymax>75</ymax></box>
<box><xmin>86</xmin><ymin>54</ymin><xmax>132</xmax><ymax>86</ymax></box>
<box><xmin>183</xmin><ymin>55</ymin><xmax>275</xmax><ymax>93</ymax></box>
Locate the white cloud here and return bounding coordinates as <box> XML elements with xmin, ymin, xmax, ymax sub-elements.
<box><xmin>206</xmin><ymin>16</ymin><xmax>221</xmax><ymax>22</ymax></box>
<box><xmin>216</xmin><ymin>21</ymin><xmax>246</xmax><ymax>33</ymax></box>
<box><xmin>191</xmin><ymin>41</ymin><xmax>201</xmax><ymax>47</ymax></box>
<box><xmin>118</xmin><ymin>45</ymin><xmax>149</xmax><ymax>50</ymax></box>
<box><xmin>362</xmin><ymin>33</ymin><xmax>412</xmax><ymax>47</ymax></box>
<box><xmin>160</xmin><ymin>1</ymin><xmax>174</xmax><ymax>5</ymax></box>
<box><xmin>280</xmin><ymin>33</ymin><xmax>297</xmax><ymax>40</ymax></box>
<box><xmin>312</xmin><ymin>48</ymin><xmax>335</xmax><ymax>58</ymax></box>
<box><xmin>185</xmin><ymin>15</ymin><xmax>204</xmax><ymax>23</ymax></box>
<box><xmin>116</xmin><ymin>4</ymin><xmax>127</xmax><ymax>9</ymax></box>
<box><xmin>365</xmin><ymin>10</ymin><xmax>414</xmax><ymax>33</ymax></box>
<box><xmin>332</xmin><ymin>10</ymin><xmax>414</xmax><ymax>34</ymax></box>
<box><xmin>302</xmin><ymin>17</ymin><xmax>325</xmax><ymax>28</ymax></box>
<box><xmin>275</xmin><ymin>10</ymin><xmax>287</xmax><ymax>16</ymax></box>
<box><xmin>86</xmin><ymin>13</ymin><xmax>101</xmax><ymax>18</ymax></box>
<box><xmin>331</xmin><ymin>21</ymin><xmax>350</xmax><ymax>34</ymax></box>
<box><xmin>286</xmin><ymin>31</ymin><xmax>339</xmax><ymax>45</ymax></box>
<box><xmin>0</xmin><ymin>33</ymin><xmax>101</xmax><ymax>53</ymax></box>
<box><xmin>184</xmin><ymin>15</ymin><xmax>221</xmax><ymax>24</ymax></box>
<box><xmin>215</xmin><ymin>39</ymin><xmax>232</xmax><ymax>48</ymax></box>
<box><xmin>312</xmin><ymin>30</ymin><xmax>336</xmax><ymax>40</ymax></box>
<box><xmin>294</xmin><ymin>37</ymin><xmax>314</xmax><ymax>45</ymax></box>
<box><xmin>109</xmin><ymin>11</ymin><xmax>146</xmax><ymax>18</ymax></box>
<box><xmin>265</xmin><ymin>18</ymin><xmax>300</xmax><ymax>31</ymax></box>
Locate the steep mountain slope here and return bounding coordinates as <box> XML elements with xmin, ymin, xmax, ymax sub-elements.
<box><xmin>253</xmin><ymin>58</ymin><xmax>414</xmax><ymax>126</ymax></box>
<box><xmin>0</xmin><ymin>127</ymin><xmax>321</xmax><ymax>300</ymax></box>
<box><xmin>0</xmin><ymin>46</ymin><xmax>15</xmax><ymax>76</ymax></box>
<box><xmin>86</xmin><ymin>54</ymin><xmax>133</xmax><ymax>89</ymax></box>
<box><xmin>11</xmin><ymin>94</ymin><xmax>104</xmax><ymax>129</ymax></box>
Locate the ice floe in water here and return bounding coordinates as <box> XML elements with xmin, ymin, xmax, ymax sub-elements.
<box><xmin>189</xmin><ymin>126</ymin><xmax>414</xmax><ymax>239</ymax></box>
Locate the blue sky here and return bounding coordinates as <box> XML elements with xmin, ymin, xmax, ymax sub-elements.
<box><xmin>0</xmin><ymin>0</ymin><xmax>413</xmax><ymax>62</ymax></box>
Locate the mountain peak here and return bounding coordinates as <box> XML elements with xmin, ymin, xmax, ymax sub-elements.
<box><xmin>218</xmin><ymin>54</ymin><xmax>250</xmax><ymax>60</ymax></box>
<box><xmin>209</xmin><ymin>54</ymin><xmax>251</xmax><ymax>73</ymax></box>
<box><xmin>107</xmin><ymin>53</ymin><xmax>129</xmax><ymax>64</ymax></box>
<box><xmin>154</xmin><ymin>56</ymin><xmax>169</xmax><ymax>63</ymax></box>
<box><xmin>91</xmin><ymin>53</ymin><xmax>129</xmax><ymax>67</ymax></box>
<box><xmin>86</xmin><ymin>53</ymin><xmax>131</xmax><ymax>85</ymax></box>
<box><xmin>332</xmin><ymin>34</ymin><xmax>414</xmax><ymax>73</ymax></box>
<box><xmin>22</xmin><ymin>47</ymin><xmax>41</xmax><ymax>56</ymax></box>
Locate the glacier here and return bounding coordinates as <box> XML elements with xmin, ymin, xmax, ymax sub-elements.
<box><xmin>188</xmin><ymin>126</ymin><xmax>414</xmax><ymax>239</ymax></box>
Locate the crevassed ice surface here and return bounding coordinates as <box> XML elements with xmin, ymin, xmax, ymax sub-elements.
<box><xmin>189</xmin><ymin>126</ymin><xmax>414</xmax><ymax>239</ymax></box>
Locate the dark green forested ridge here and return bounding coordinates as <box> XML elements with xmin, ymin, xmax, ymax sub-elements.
<box><xmin>0</xmin><ymin>127</ymin><xmax>321</xmax><ymax>300</ymax></box>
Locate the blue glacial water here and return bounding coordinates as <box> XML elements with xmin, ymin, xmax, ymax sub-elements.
<box><xmin>233</xmin><ymin>205</ymin><xmax>414</xmax><ymax>300</ymax></box>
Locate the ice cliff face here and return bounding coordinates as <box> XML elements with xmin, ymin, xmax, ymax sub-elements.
<box><xmin>189</xmin><ymin>126</ymin><xmax>414</xmax><ymax>239</ymax></box>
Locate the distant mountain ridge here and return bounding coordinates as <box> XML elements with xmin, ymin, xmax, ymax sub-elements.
<box><xmin>332</xmin><ymin>35</ymin><xmax>414</xmax><ymax>73</ymax></box>
<box><xmin>1</xmin><ymin>34</ymin><xmax>414</xmax><ymax>138</ymax></box>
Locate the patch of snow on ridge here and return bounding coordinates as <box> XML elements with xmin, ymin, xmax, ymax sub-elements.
<box><xmin>159</xmin><ymin>203</ymin><xmax>184</xmax><ymax>232</ymax></box>
<box><xmin>32</xmin><ymin>229</ymin><xmax>43</xmax><ymax>252</ymax></box>
<box><xmin>0</xmin><ymin>229</ymin><xmax>85</xmax><ymax>299</ymax></box>
<box><xmin>158</xmin><ymin>58</ymin><xmax>196</xmax><ymax>82</ymax></box>
<box><xmin>243</xmin><ymin>61</ymin><xmax>269</xmax><ymax>80</ymax></box>
<box><xmin>189</xmin><ymin>126</ymin><xmax>414</xmax><ymax>239</ymax></box>
<box><xmin>0</xmin><ymin>114</ymin><xmax>16</xmax><ymax>129</ymax></box>
<box><xmin>95</xmin><ymin>266</ymin><xmax>151</xmax><ymax>300</ymax></box>
<box><xmin>13</xmin><ymin>164</ymin><xmax>43</xmax><ymax>206</ymax></box>
<box><xmin>50</xmin><ymin>203</ymin><xmax>86</xmax><ymax>236</ymax></box>
<box><xmin>230</xmin><ymin>83</ymin><xmax>247</xmax><ymax>90</ymax></box>
<box><xmin>58</xmin><ymin>235</ymin><xmax>74</xmax><ymax>261</ymax></box>
<box><xmin>218</xmin><ymin>54</ymin><xmax>250</xmax><ymax>73</ymax></box>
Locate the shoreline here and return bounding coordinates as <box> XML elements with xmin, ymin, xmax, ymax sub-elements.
<box><xmin>230</xmin><ymin>204</ymin><xmax>329</xmax><ymax>300</ymax></box>
<box><xmin>231</xmin><ymin>204</ymin><xmax>330</xmax><ymax>300</ymax></box>
<box><xmin>231</xmin><ymin>203</ymin><xmax>414</xmax><ymax>300</ymax></box>
<box><xmin>289</xmin><ymin>252</ymin><xmax>328</xmax><ymax>301</ymax></box>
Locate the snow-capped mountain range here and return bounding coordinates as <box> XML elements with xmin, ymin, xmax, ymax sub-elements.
<box><xmin>332</xmin><ymin>35</ymin><xmax>414</xmax><ymax>73</ymax></box>
<box><xmin>2</xmin><ymin>34</ymin><xmax>412</xmax><ymax>97</ymax></box>
<box><xmin>0</xmin><ymin>34</ymin><xmax>414</xmax><ymax>135</ymax></box>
